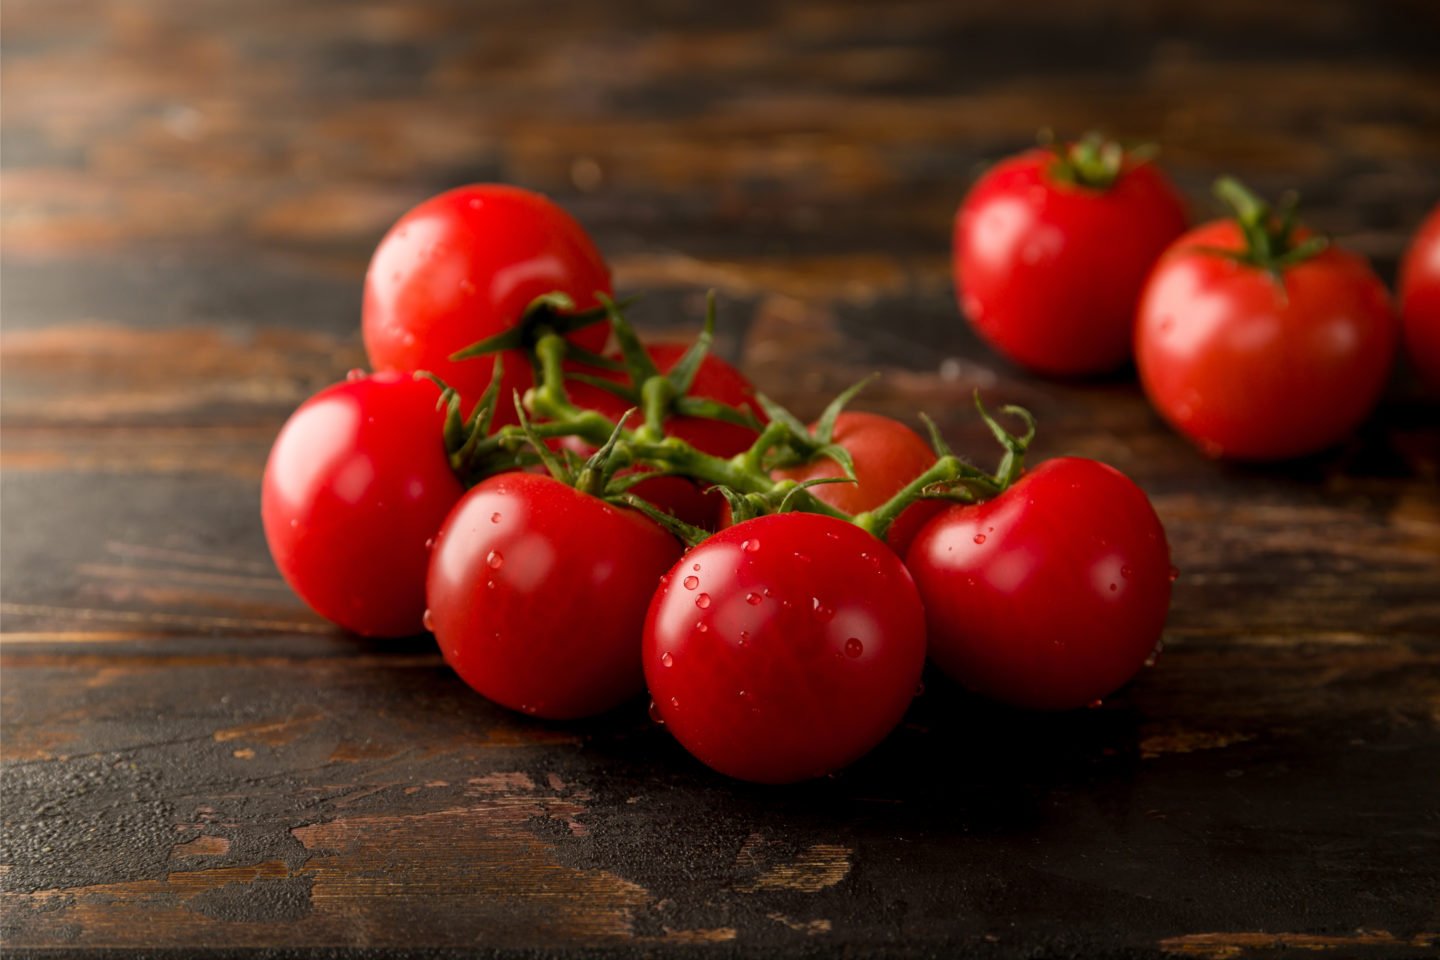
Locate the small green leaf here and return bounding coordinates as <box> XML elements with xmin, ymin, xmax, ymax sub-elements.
<box><xmin>813</xmin><ymin>373</ymin><xmax>878</xmax><ymax>444</ymax></box>
<box><xmin>664</xmin><ymin>290</ymin><xmax>717</xmax><ymax>396</ymax></box>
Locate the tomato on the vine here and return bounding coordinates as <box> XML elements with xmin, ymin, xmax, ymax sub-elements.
<box><xmin>645</xmin><ymin>512</ymin><xmax>926</xmax><ymax>783</ymax></box>
<box><xmin>427</xmin><ymin>472</ymin><xmax>681</xmax><ymax>719</ymax></box>
<box><xmin>262</xmin><ymin>372</ymin><xmax>463</xmax><ymax>637</ymax></box>
<box><xmin>1399</xmin><ymin>203</ymin><xmax>1440</xmax><ymax>390</ymax></box>
<box><xmin>565</xmin><ymin>343</ymin><xmax>764</xmax><ymax>527</ymax></box>
<box><xmin>906</xmin><ymin>457</ymin><xmax>1172</xmax><ymax>711</ymax></box>
<box><xmin>953</xmin><ymin>136</ymin><xmax>1187</xmax><ymax>376</ymax></box>
<box><xmin>770</xmin><ymin>412</ymin><xmax>943</xmax><ymax>556</ymax></box>
<box><xmin>1135</xmin><ymin>180</ymin><xmax>1397</xmax><ymax>460</ymax></box>
<box><xmin>363</xmin><ymin>184</ymin><xmax>612</xmax><ymax>419</ymax></box>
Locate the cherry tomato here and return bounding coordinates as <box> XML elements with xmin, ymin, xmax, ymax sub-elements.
<box><xmin>262</xmin><ymin>372</ymin><xmax>463</xmax><ymax>637</ymax></box>
<box><xmin>954</xmin><ymin>142</ymin><xmax>1187</xmax><ymax>375</ymax></box>
<box><xmin>645</xmin><ymin>513</ymin><xmax>926</xmax><ymax>783</ymax></box>
<box><xmin>363</xmin><ymin>184</ymin><xmax>612</xmax><ymax>419</ymax></box>
<box><xmin>770</xmin><ymin>411</ymin><xmax>943</xmax><ymax>557</ymax></box>
<box><xmin>428</xmin><ymin>472</ymin><xmax>681</xmax><ymax>719</ymax></box>
<box><xmin>565</xmin><ymin>343</ymin><xmax>764</xmax><ymax>527</ymax></box>
<box><xmin>906</xmin><ymin>457</ymin><xmax>1172</xmax><ymax>711</ymax></box>
<box><xmin>1399</xmin><ymin>203</ymin><xmax>1440</xmax><ymax>390</ymax></box>
<box><xmin>1136</xmin><ymin>220</ymin><xmax>1397</xmax><ymax>460</ymax></box>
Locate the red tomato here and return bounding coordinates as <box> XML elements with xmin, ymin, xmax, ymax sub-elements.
<box><xmin>954</xmin><ymin>146</ymin><xmax>1187</xmax><ymax>375</ymax></box>
<box><xmin>645</xmin><ymin>513</ymin><xmax>926</xmax><ymax>783</ymax></box>
<box><xmin>906</xmin><ymin>457</ymin><xmax>1172</xmax><ymax>711</ymax></box>
<box><xmin>1136</xmin><ymin>220</ymin><xmax>1397</xmax><ymax>460</ymax></box>
<box><xmin>262</xmin><ymin>372</ymin><xmax>463</xmax><ymax>637</ymax></box>
<box><xmin>770</xmin><ymin>411</ymin><xmax>943</xmax><ymax>556</ymax></box>
<box><xmin>427</xmin><ymin>472</ymin><xmax>681</xmax><ymax>719</ymax></box>
<box><xmin>363</xmin><ymin>184</ymin><xmax>612</xmax><ymax>420</ymax></box>
<box><xmin>1399</xmin><ymin>203</ymin><xmax>1440</xmax><ymax>390</ymax></box>
<box><xmin>565</xmin><ymin>343</ymin><xmax>764</xmax><ymax>527</ymax></box>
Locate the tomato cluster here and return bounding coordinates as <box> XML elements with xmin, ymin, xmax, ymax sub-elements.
<box><xmin>954</xmin><ymin>134</ymin><xmax>1436</xmax><ymax>460</ymax></box>
<box><xmin>263</xmin><ymin>181</ymin><xmax>1180</xmax><ymax>785</ymax></box>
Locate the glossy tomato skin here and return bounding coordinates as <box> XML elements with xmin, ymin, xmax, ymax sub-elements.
<box><xmin>363</xmin><ymin>184</ymin><xmax>612</xmax><ymax>419</ymax></box>
<box><xmin>771</xmin><ymin>412</ymin><xmax>943</xmax><ymax>557</ymax></box>
<box><xmin>1399</xmin><ymin>204</ymin><xmax>1440</xmax><ymax>390</ymax></box>
<box><xmin>565</xmin><ymin>343</ymin><xmax>765</xmax><ymax>527</ymax></box>
<box><xmin>428</xmin><ymin>473</ymin><xmax>681</xmax><ymax>719</ymax></box>
<box><xmin>1136</xmin><ymin>221</ymin><xmax>1397</xmax><ymax>460</ymax></box>
<box><xmin>645</xmin><ymin>513</ymin><xmax>927</xmax><ymax>784</ymax></box>
<box><xmin>954</xmin><ymin>150</ymin><xmax>1187</xmax><ymax>375</ymax></box>
<box><xmin>262</xmin><ymin>373</ymin><xmax>463</xmax><ymax>637</ymax></box>
<box><xmin>906</xmin><ymin>458</ymin><xmax>1171</xmax><ymax>711</ymax></box>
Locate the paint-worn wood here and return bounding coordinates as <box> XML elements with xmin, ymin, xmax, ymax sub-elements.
<box><xmin>2</xmin><ymin>1</ymin><xmax>1439</xmax><ymax>957</ymax></box>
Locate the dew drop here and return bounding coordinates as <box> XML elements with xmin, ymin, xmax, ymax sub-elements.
<box><xmin>683</xmin><ymin>575</ymin><xmax>699</xmax><ymax>590</ymax></box>
<box><xmin>1087</xmin><ymin>699</ymin><xmax>1104</xmax><ymax>709</ymax></box>
<box><xmin>669</xmin><ymin>696</ymin><xmax>680</xmax><ymax>710</ymax></box>
<box><xmin>844</xmin><ymin>637</ymin><xmax>864</xmax><ymax>658</ymax></box>
<box><xmin>1121</xmin><ymin>565</ymin><xmax>1132</xmax><ymax>578</ymax></box>
<box><xmin>424</xmin><ymin>537</ymin><xmax>435</xmax><ymax>551</ymax></box>
<box><xmin>648</xmin><ymin>700</ymin><xmax>664</xmax><ymax>724</ymax></box>
<box><xmin>738</xmin><ymin>630</ymin><xmax>750</xmax><ymax>646</ymax></box>
<box><xmin>746</xmin><ymin>592</ymin><xmax>762</xmax><ymax>605</ymax></box>
<box><xmin>660</xmin><ymin>652</ymin><xmax>674</xmax><ymax>668</ymax></box>
<box><xmin>695</xmin><ymin>621</ymin><xmax>708</xmax><ymax>633</ymax></box>
<box><xmin>812</xmin><ymin>599</ymin><xmax>835</xmax><ymax>622</ymax></box>
<box><xmin>1168</xmin><ymin>565</ymin><xmax>1181</xmax><ymax>582</ymax></box>
<box><xmin>973</xmin><ymin>533</ymin><xmax>987</xmax><ymax>545</ymax></box>
<box><xmin>490</xmin><ymin>512</ymin><xmax>502</xmax><ymax>524</ymax></box>
<box><xmin>692</xmin><ymin>563</ymin><xmax>701</xmax><ymax>571</ymax></box>
<box><xmin>421</xmin><ymin>609</ymin><xmax>434</xmax><ymax>632</ymax></box>
<box><xmin>742</xmin><ymin>538</ymin><xmax>760</xmax><ymax>553</ymax></box>
<box><xmin>1108</xmin><ymin>583</ymin><xmax>1118</xmax><ymax>592</ymax></box>
<box><xmin>486</xmin><ymin>580</ymin><xmax>496</xmax><ymax>590</ymax></box>
<box><xmin>486</xmin><ymin>550</ymin><xmax>504</xmax><ymax>569</ymax></box>
<box><xmin>695</xmin><ymin>593</ymin><xmax>711</xmax><ymax>609</ymax></box>
<box><xmin>345</xmin><ymin>368</ymin><xmax>366</xmax><ymax>382</ymax></box>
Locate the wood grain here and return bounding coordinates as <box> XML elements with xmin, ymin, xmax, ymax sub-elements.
<box><xmin>2</xmin><ymin>0</ymin><xmax>1439</xmax><ymax>957</ymax></box>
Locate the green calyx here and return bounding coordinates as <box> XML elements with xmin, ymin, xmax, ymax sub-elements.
<box><xmin>1044</xmin><ymin>130</ymin><xmax>1154</xmax><ymax>192</ymax></box>
<box><xmin>1209</xmin><ymin>176</ymin><xmax>1329</xmax><ymax>277</ymax></box>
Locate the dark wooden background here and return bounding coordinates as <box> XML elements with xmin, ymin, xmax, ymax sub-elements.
<box><xmin>3</xmin><ymin>1</ymin><xmax>1439</xmax><ymax>957</ymax></box>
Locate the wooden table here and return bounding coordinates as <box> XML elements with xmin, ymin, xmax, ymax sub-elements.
<box><xmin>3</xmin><ymin>1</ymin><xmax>1439</xmax><ymax>956</ymax></box>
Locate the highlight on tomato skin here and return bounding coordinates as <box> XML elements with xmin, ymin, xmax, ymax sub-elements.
<box><xmin>904</xmin><ymin>457</ymin><xmax>1173</xmax><ymax>712</ymax></box>
<box><xmin>643</xmin><ymin>512</ymin><xmax>927</xmax><ymax>784</ymax></box>
<box><xmin>426</xmin><ymin>472</ymin><xmax>683</xmax><ymax>720</ymax></box>
<box><xmin>261</xmin><ymin>372</ymin><xmax>464</xmax><ymax>638</ymax></box>
<box><xmin>362</xmin><ymin>183</ymin><xmax>613</xmax><ymax>421</ymax></box>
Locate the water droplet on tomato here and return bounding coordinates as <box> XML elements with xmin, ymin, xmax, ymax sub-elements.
<box><xmin>424</xmin><ymin>537</ymin><xmax>435</xmax><ymax>551</ymax></box>
<box><xmin>742</xmin><ymin>538</ymin><xmax>760</xmax><ymax>553</ymax></box>
<box><xmin>1121</xmin><ymin>565</ymin><xmax>1132</xmax><ymax>578</ymax></box>
<box><xmin>695</xmin><ymin>621</ymin><xmax>708</xmax><ymax>632</ymax></box>
<box><xmin>669</xmin><ymin>696</ymin><xmax>680</xmax><ymax>710</ymax></box>
<box><xmin>695</xmin><ymin>593</ymin><xmax>711</xmax><ymax>609</ymax></box>
<box><xmin>682</xmin><ymin>575</ymin><xmax>699</xmax><ymax>590</ymax></box>
<box><xmin>486</xmin><ymin>580</ymin><xmax>495</xmax><ymax>589</ymax></box>
<box><xmin>812</xmin><ymin>599</ymin><xmax>835</xmax><ymax>622</ymax></box>
<box><xmin>660</xmin><ymin>652</ymin><xmax>674</xmax><ymax>668</ymax></box>
<box><xmin>745</xmin><ymin>592</ymin><xmax>762</xmax><ymax>605</ymax></box>
<box><xmin>490</xmin><ymin>512</ymin><xmax>501</xmax><ymax>524</ymax></box>
<box><xmin>1168</xmin><ymin>565</ymin><xmax>1180</xmax><ymax>582</ymax></box>
<box><xmin>738</xmin><ymin>630</ymin><xmax>750</xmax><ymax>645</ymax></box>
<box><xmin>1087</xmin><ymin>699</ymin><xmax>1104</xmax><ymax>709</ymax></box>
<box><xmin>647</xmin><ymin>700</ymin><xmax>664</xmax><ymax>724</ymax></box>
<box><xmin>973</xmin><ymin>533</ymin><xmax>987</xmax><ymax>545</ymax></box>
<box><xmin>794</xmin><ymin>552</ymin><xmax>812</xmax><ymax>564</ymax></box>
<box><xmin>1109</xmin><ymin>583</ymin><xmax>1118</xmax><ymax>592</ymax></box>
<box><xmin>486</xmin><ymin>550</ymin><xmax>504</xmax><ymax>569</ymax></box>
<box><xmin>844</xmin><ymin>637</ymin><xmax>863</xmax><ymax>658</ymax></box>
<box><xmin>345</xmin><ymin>368</ymin><xmax>365</xmax><ymax>382</ymax></box>
<box><xmin>422</xmin><ymin>609</ymin><xmax>434</xmax><ymax>632</ymax></box>
<box><xmin>692</xmin><ymin>562</ymin><xmax>701</xmax><ymax>571</ymax></box>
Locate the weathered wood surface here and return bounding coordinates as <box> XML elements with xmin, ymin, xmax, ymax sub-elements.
<box><xmin>3</xmin><ymin>0</ymin><xmax>1439</xmax><ymax>957</ymax></box>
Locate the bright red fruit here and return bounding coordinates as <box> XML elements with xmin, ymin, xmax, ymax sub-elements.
<box><xmin>953</xmin><ymin>142</ymin><xmax>1187</xmax><ymax>375</ymax></box>
<box><xmin>1399</xmin><ymin>203</ymin><xmax>1440</xmax><ymax>390</ymax></box>
<box><xmin>645</xmin><ymin>513</ymin><xmax>927</xmax><ymax>783</ymax></box>
<box><xmin>1135</xmin><ymin>216</ymin><xmax>1396</xmax><ymax>460</ymax></box>
<box><xmin>771</xmin><ymin>412</ymin><xmax>943</xmax><ymax>556</ymax></box>
<box><xmin>363</xmin><ymin>184</ymin><xmax>612</xmax><ymax>419</ymax></box>
<box><xmin>906</xmin><ymin>457</ymin><xmax>1171</xmax><ymax>711</ymax></box>
<box><xmin>427</xmin><ymin>472</ymin><xmax>681</xmax><ymax>719</ymax></box>
<box><xmin>262</xmin><ymin>372</ymin><xmax>463</xmax><ymax>637</ymax></box>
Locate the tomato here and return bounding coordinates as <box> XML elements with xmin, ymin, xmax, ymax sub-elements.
<box><xmin>427</xmin><ymin>472</ymin><xmax>681</xmax><ymax>719</ymax></box>
<box><xmin>363</xmin><ymin>184</ymin><xmax>612</xmax><ymax>420</ymax></box>
<box><xmin>905</xmin><ymin>457</ymin><xmax>1172</xmax><ymax>711</ymax></box>
<box><xmin>262</xmin><ymin>372</ymin><xmax>463</xmax><ymax>637</ymax></box>
<box><xmin>565</xmin><ymin>343</ymin><xmax>765</xmax><ymax>527</ymax></box>
<box><xmin>644</xmin><ymin>513</ymin><xmax>927</xmax><ymax>783</ymax></box>
<box><xmin>1135</xmin><ymin>219</ymin><xmax>1397</xmax><ymax>460</ymax></box>
<box><xmin>1399</xmin><ymin>203</ymin><xmax>1440</xmax><ymax>390</ymax></box>
<box><xmin>953</xmin><ymin>142</ymin><xmax>1187</xmax><ymax>375</ymax></box>
<box><xmin>770</xmin><ymin>411</ymin><xmax>943</xmax><ymax>556</ymax></box>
